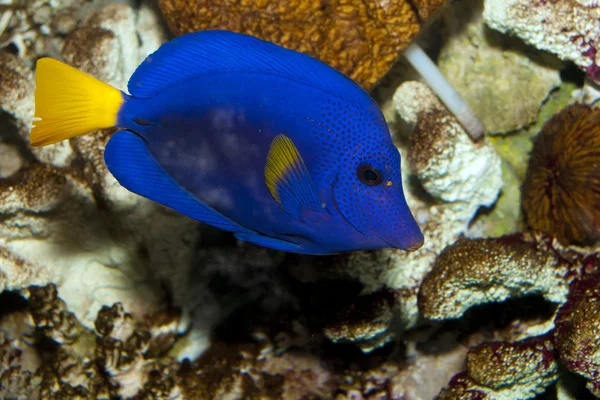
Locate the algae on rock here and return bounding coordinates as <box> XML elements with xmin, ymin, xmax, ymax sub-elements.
<box><xmin>437</xmin><ymin>0</ymin><xmax>562</xmax><ymax>134</ymax></box>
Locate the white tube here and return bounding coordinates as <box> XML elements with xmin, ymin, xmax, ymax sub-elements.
<box><xmin>404</xmin><ymin>43</ymin><xmax>485</xmax><ymax>141</ymax></box>
<box><xmin>0</xmin><ymin>10</ymin><xmax>13</xmax><ymax>38</ymax></box>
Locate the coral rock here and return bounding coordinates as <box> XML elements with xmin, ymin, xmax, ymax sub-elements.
<box><xmin>323</xmin><ymin>289</ymin><xmax>396</xmax><ymax>351</ymax></box>
<box><xmin>0</xmin><ymin>163</ymin><xmax>164</xmax><ymax>330</ymax></box>
<box><xmin>522</xmin><ymin>104</ymin><xmax>600</xmax><ymax>246</ymax></box>
<box><xmin>180</xmin><ymin>326</ymin><xmax>334</xmax><ymax>400</ymax></box>
<box><xmin>94</xmin><ymin>303</ymin><xmax>183</xmax><ymax>399</ymax></box>
<box><xmin>483</xmin><ymin>0</ymin><xmax>600</xmax><ymax>82</ymax></box>
<box><xmin>419</xmin><ymin>233</ymin><xmax>569</xmax><ymax>320</ymax></box>
<box><xmin>0</xmin><ymin>52</ymin><xmax>34</xmax><ymax>125</ymax></box>
<box><xmin>467</xmin><ymin>337</ymin><xmax>558</xmax><ymax>391</ymax></box>
<box><xmin>0</xmin><ymin>0</ymin><xmax>87</xmax><ymax>63</ymax></box>
<box><xmin>396</xmin><ymin>81</ymin><xmax>503</xmax><ymax>205</ymax></box>
<box><xmin>28</xmin><ymin>284</ymin><xmax>84</xmax><ymax>345</ymax></box>
<box><xmin>157</xmin><ymin>0</ymin><xmax>446</xmax><ymax>89</ymax></box>
<box><xmin>438</xmin><ymin>0</ymin><xmax>561</xmax><ymax>134</ymax></box>
<box><xmin>437</xmin><ymin>336</ymin><xmax>558</xmax><ymax>400</ymax></box>
<box><xmin>554</xmin><ymin>270</ymin><xmax>600</xmax><ymax>397</ymax></box>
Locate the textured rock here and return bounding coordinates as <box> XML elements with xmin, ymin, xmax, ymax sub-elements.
<box><xmin>419</xmin><ymin>233</ymin><xmax>569</xmax><ymax>320</ymax></box>
<box><xmin>158</xmin><ymin>0</ymin><xmax>446</xmax><ymax>89</ymax></box>
<box><xmin>0</xmin><ymin>143</ymin><xmax>23</xmax><ymax>178</ymax></box>
<box><xmin>0</xmin><ymin>0</ymin><xmax>84</xmax><ymax>63</ymax></box>
<box><xmin>94</xmin><ymin>303</ymin><xmax>182</xmax><ymax>399</ymax></box>
<box><xmin>323</xmin><ymin>289</ymin><xmax>396</xmax><ymax>351</ymax></box>
<box><xmin>484</xmin><ymin>0</ymin><xmax>600</xmax><ymax>83</ymax></box>
<box><xmin>28</xmin><ymin>284</ymin><xmax>84</xmax><ymax>345</ymax></box>
<box><xmin>439</xmin><ymin>0</ymin><xmax>561</xmax><ymax>134</ymax></box>
<box><xmin>0</xmin><ymin>52</ymin><xmax>34</xmax><ymax>125</ymax></box>
<box><xmin>555</xmin><ymin>269</ymin><xmax>600</xmax><ymax>397</ymax></box>
<box><xmin>397</xmin><ymin>81</ymin><xmax>503</xmax><ymax>205</ymax></box>
<box><xmin>0</xmin><ymin>163</ymin><xmax>164</xmax><ymax>329</ymax></box>
<box><xmin>437</xmin><ymin>337</ymin><xmax>558</xmax><ymax>399</ymax></box>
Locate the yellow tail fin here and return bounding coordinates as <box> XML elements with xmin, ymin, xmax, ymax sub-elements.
<box><xmin>30</xmin><ymin>58</ymin><xmax>124</xmax><ymax>147</ymax></box>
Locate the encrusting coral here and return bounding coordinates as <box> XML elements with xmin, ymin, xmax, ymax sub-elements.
<box><xmin>554</xmin><ymin>266</ymin><xmax>600</xmax><ymax>398</ymax></box>
<box><xmin>157</xmin><ymin>0</ymin><xmax>445</xmax><ymax>90</ymax></box>
<box><xmin>483</xmin><ymin>0</ymin><xmax>600</xmax><ymax>83</ymax></box>
<box><xmin>436</xmin><ymin>336</ymin><xmax>559</xmax><ymax>399</ymax></box>
<box><xmin>419</xmin><ymin>230</ymin><xmax>600</xmax><ymax>398</ymax></box>
<box><xmin>418</xmin><ymin>233</ymin><xmax>570</xmax><ymax>320</ymax></box>
<box><xmin>0</xmin><ymin>284</ymin><xmax>185</xmax><ymax>399</ymax></box>
<box><xmin>522</xmin><ymin>104</ymin><xmax>600</xmax><ymax>246</ymax></box>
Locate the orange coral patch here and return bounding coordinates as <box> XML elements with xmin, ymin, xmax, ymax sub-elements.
<box><xmin>158</xmin><ymin>0</ymin><xmax>445</xmax><ymax>90</ymax></box>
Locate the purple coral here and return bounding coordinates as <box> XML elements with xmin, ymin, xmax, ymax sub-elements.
<box><xmin>554</xmin><ymin>258</ymin><xmax>600</xmax><ymax>397</ymax></box>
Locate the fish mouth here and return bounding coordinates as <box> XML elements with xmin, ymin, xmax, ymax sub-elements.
<box><xmin>370</xmin><ymin>229</ymin><xmax>423</xmax><ymax>252</ymax></box>
<box><xmin>404</xmin><ymin>234</ymin><xmax>424</xmax><ymax>251</ymax></box>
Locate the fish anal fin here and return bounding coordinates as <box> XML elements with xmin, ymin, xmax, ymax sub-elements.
<box><xmin>264</xmin><ymin>134</ymin><xmax>321</xmax><ymax>218</ymax></box>
<box><xmin>235</xmin><ymin>232</ymin><xmax>304</xmax><ymax>253</ymax></box>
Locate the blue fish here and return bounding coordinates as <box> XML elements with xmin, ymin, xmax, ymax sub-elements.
<box><xmin>31</xmin><ymin>30</ymin><xmax>424</xmax><ymax>255</ymax></box>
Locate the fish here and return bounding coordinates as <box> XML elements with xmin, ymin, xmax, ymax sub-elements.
<box><xmin>30</xmin><ymin>30</ymin><xmax>424</xmax><ymax>255</ymax></box>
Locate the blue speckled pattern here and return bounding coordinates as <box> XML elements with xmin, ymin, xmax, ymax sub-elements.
<box><xmin>107</xmin><ymin>30</ymin><xmax>423</xmax><ymax>254</ymax></box>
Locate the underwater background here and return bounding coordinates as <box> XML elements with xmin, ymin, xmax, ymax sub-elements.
<box><xmin>0</xmin><ymin>0</ymin><xmax>599</xmax><ymax>398</ymax></box>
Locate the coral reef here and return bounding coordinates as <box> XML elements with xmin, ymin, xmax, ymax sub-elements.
<box><xmin>157</xmin><ymin>0</ymin><xmax>445</xmax><ymax>89</ymax></box>
<box><xmin>420</xmin><ymin>231</ymin><xmax>600</xmax><ymax>398</ymax></box>
<box><xmin>0</xmin><ymin>285</ymin><xmax>183</xmax><ymax>399</ymax></box>
<box><xmin>0</xmin><ymin>0</ymin><xmax>86</xmax><ymax>63</ymax></box>
<box><xmin>0</xmin><ymin>2</ymin><xmax>212</xmax><ymax>357</ymax></box>
<box><xmin>522</xmin><ymin>104</ymin><xmax>600</xmax><ymax>246</ymax></box>
<box><xmin>483</xmin><ymin>0</ymin><xmax>600</xmax><ymax>82</ymax></box>
<box><xmin>2</xmin><ymin>0</ymin><xmax>600</xmax><ymax>398</ymax></box>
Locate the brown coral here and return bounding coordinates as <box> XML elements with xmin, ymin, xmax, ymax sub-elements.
<box><xmin>436</xmin><ymin>336</ymin><xmax>558</xmax><ymax>399</ymax></box>
<box><xmin>418</xmin><ymin>233</ymin><xmax>568</xmax><ymax>320</ymax></box>
<box><xmin>418</xmin><ymin>232</ymin><xmax>600</xmax><ymax>398</ymax></box>
<box><xmin>522</xmin><ymin>104</ymin><xmax>600</xmax><ymax>246</ymax></box>
<box><xmin>28</xmin><ymin>284</ymin><xmax>84</xmax><ymax>344</ymax></box>
<box><xmin>323</xmin><ymin>289</ymin><xmax>396</xmax><ymax>350</ymax></box>
<box><xmin>554</xmin><ymin>267</ymin><xmax>600</xmax><ymax>397</ymax></box>
<box><xmin>158</xmin><ymin>0</ymin><xmax>445</xmax><ymax>89</ymax></box>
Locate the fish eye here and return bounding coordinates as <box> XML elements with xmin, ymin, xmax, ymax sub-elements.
<box><xmin>357</xmin><ymin>163</ymin><xmax>382</xmax><ymax>186</ymax></box>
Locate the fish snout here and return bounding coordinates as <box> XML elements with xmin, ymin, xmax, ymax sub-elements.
<box><xmin>403</xmin><ymin>231</ymin><xmax>424</xmax><ymax>252</ymax></box>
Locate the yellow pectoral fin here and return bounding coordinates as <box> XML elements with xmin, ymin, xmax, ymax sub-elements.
<box><xmin>264</xmin><ymin>134</ymin><xmax>320</xmax><ymax>218</ymax></box>
<box><xmin>30</xmin><ymin>58</ymin><xmax>124</xmax><ymax>147</ymax></box>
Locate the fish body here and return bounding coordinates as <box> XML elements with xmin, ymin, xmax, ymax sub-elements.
<box><xmin>31</xmin><ymin>30</ymin><xmax>424</xmax><ymax>255</ymax></box>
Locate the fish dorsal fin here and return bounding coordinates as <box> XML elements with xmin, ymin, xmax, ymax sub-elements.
<box><xmin>265</xmin><ymin>134</ymin><xmax>320</xmax><ymax>218</ymax></box>
<box><xmin>127</xmin><ymin>30</ymin><xmax>370</xmax><ymax>105</ymax></box>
